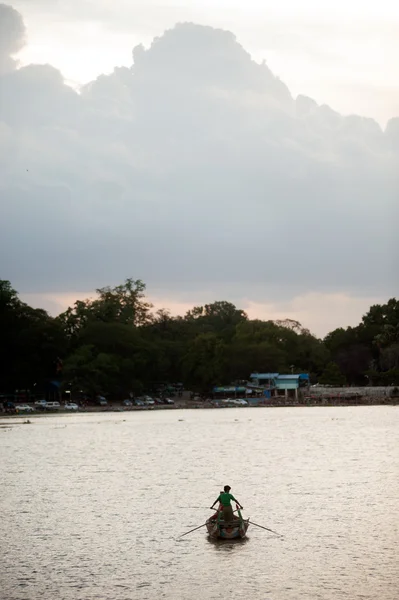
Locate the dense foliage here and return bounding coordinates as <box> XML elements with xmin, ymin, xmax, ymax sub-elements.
<box><xmin>1</xmin><ymin>279</ymin><xmax>399</xmax><ymax>397</ymax></box>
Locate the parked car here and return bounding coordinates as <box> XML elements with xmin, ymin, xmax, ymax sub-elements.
<box><xmin>15</xmin><ymin>404</ymin><xmax>35</xmax><ymax>413</ymax></box>
<box><xmin>34</xmin><ymin>399</ymin><xmax>48</xmax><ymax>409</ymax></box>
<box><xmin>142</xmin><ymin>396</ymin><xmax>155</xmax><ymax>405</ymax></box>
<box><xmin>3</xmin><ymin>401</ymin><xmax>16</xmax><ymax>412</ymax></box>
<box><xmin>122</xmin><ymin>399</ymin><xmax>132</xmax><ymax>406</ymax></box>
<box><xmin>64</xmin><ymin>403</ymin><xmax>79</xmax><ymax>411</ymax></box>
<box><xmin>45</xmin><ymin>401</ymin><xmax>61</xmax><ymax>410</ymax></box>
<box><xmin>164</xmin><ymin>398</ymin><xmax>175</xmax><ymax>405</ymax></box>
<box><xmin>233</xmin><ymin>399</ymin><xmax>248</xmax><ymax>406</ymax></box>
<box><xmin>96</xmin><ymin>396</ymin><xmax>108</xmax><ymax>406</ymax></box>
<box><xmin>134</xmin><ymin>399</ymin><xmax>145</xmax><ymax>406</ymax></box>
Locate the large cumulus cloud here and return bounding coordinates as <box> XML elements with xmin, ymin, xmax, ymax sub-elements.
<box><xmin>0</xmin><ymin>7</ymin><xmax>398</xmax><ymax>309</ymax></box>
<box><xmin>0</xmin><ymin>3</ymin><xmax>26</xmax><ymax>74</ymax></box>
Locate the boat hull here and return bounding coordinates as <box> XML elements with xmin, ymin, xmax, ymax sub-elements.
<box><xmin>206</xmin><ymin>518</ymin><xmax>249</xmax><ymax>539</ymax></box>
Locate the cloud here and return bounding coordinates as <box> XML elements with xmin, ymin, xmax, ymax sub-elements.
<box><xmin>0</xmin><ymin>3</ymin><xmax>26</xmax><ymax>74</ymax></box>
<box><xmin>1</xmin><ymin>8</ymin><xmax>398</xmax><ymax>335</ymax></box>
<box><xmin>11</xmin><ymin>1</ymin><xmax>399</xmax><ymax>126</ymax></box>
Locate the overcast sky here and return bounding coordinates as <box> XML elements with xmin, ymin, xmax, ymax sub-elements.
<box><xmin>1</xmin><ymin>1</ymin><xmax>398</xmax><ymax>336</ymax></box>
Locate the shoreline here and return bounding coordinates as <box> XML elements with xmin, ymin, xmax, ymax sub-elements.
<box><xmin>1</xmin><ymin>398</ymin><xmax>398</xmax><ymax>420</ymax></box>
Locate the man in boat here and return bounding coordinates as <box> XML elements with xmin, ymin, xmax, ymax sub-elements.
<box><xmin>210</xmin><ymin>485</ymin><xmax>243</xmax><ymax>523</ymax></box>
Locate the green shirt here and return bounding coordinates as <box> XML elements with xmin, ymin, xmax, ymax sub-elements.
<box><xmin>218</xmin><ymin>492</ymin><xmax>236</xmax><ymax>507</ymax></box>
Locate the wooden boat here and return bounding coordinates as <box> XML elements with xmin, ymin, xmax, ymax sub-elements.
<box><xmin>206</xmin><ymin>506</ymin><xmax>249</xmax><ymax>539</ymax></box>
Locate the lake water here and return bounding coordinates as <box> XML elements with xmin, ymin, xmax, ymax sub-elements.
<box><xmin>1</xmin><ymin>406</ymin><xmax>398</xmax><ymax>600</ymax></box>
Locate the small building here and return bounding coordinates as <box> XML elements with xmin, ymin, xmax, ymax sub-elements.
<box><xmin>249</xmin><ymin>373</ymin><xmax>279</xmax><ymax>388</ymax></box>
<box><xmin>275</xmin><ymin>374</ymin><xmax>309</xmax><ymax>399</ymax></box>
<box><xmin>250</xmin><ymin>372</ymin><xmax>310</xmax><ymax>400</ymax></box>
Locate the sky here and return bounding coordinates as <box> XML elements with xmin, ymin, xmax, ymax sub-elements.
<box><xmin>0</xmin><ymin>1</ymin><xmax>398</xmax><ymax>336</ymax></box>
<box><xmin>10</xmin><ymin>0</ymin><xmax>399</xmax><ymax>126</ymax></box>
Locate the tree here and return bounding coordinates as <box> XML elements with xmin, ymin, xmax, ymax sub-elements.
<box><xmin>379</xmin><ymin>344</ymin><xmax>399</xmax><ymax>370</ymax></box>
<box><xmin>184</xmin><ymin>301</ymin><xmax>247</xmax><ymax>341</ymax></box>
<box><xmin>62</xmin><ymin>321</ymin><xmax>159</xmax><ymax>396</ymax></box>
<box><xmin>182</xmin><ymin>333</ymin><xmax>226</xmax><ymax>391</ymax></box>
<box><xmin>325</xmin><ymin>326</ymin><xmax>372</xmax><ymax>384</ymax></box>
<box><xmin>227</xmin><ymin>341</ymin><xmax>286</xmax><ymax>380</ymax></box>
<box><xmin>2</xmin><ymin>277</ymin><xmax>398</xmax><ymax>399</ymax></box>
<box><xmin>62</xmin><ymin>346</ymin><xmax>120</xmax><ymax>396</ymax></box>
<box><xmin>324</xmin><ymin>299</ymin><xmax>399</xmax><ymax>383</ymax></box>
<box><xmin>57</xmin><ymin>278</ymin><xmax>153</xmax><ymax>338</ymax></box>
<box><xmin>319</xmin><ymin>362</ymin><xmax>346</xmax><ymax>386</ymax></box>
<box><xmin>291</xmin><ymin>333</ymin><xmax>330</xmax><ymax>380</ymax></box>
<box><xmin>0</xmin><ymin>280</ymin><xmax>66</xmax><ymax>393</ymax></box>
<box><xmin>93</xmin><ymin>279</ymin><xmax>153</xmax><ymax>326</ymax></box>
<box><xmin>362</xmin><ymin>299</ymin><xmax>399</xmax><ymax>331</ymax></box>
<box><xmin>0</xmin><ymin>280</ymin><xmax>20</xmax><ymax>311</ymax></box>
<box><xmin>230</xmin><ymin>318</ymin><xmax>326</xmax><ymax>379</ymax></box>
<box><xmin>274</xmin><ymin>318</ymin><xmax>310</xmax><ymax>336</ymax></box>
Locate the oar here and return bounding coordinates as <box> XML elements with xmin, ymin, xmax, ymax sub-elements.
<box><xmin>249</xmin><ymin>521</ymin><xmax>283</xmax><ymax>537</ymax></box>
<box><xmin>179</xmin><ymin>522</ymin><xmax>207</xmax><ymax>537</ymax></box>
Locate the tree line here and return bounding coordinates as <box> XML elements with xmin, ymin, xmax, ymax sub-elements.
<box><xmin>1</xmin><ymin>278</ymin><xmax>398</xmax><ymax>398</ymax></box>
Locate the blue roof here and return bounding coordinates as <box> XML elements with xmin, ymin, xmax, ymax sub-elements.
<box><xmin>277</xmin><ymin>374</ymin><xmax>309</xmax><ymax>380</ymax></box>
<box><xmin>250</xmin><ymin>373</ymin><xmax>279</xmax><ymax>379</ymax></box>
<box><xmin>213</xmin><ymin>386</ymin><xmax>247</xmax><ymax>392</ymax></box>
<box><xmin>250</xmin><ymin>373</ymin><xmax>309</xmax><ymax>381</ymax></box>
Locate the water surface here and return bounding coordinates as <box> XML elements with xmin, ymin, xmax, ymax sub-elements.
<box><xmin>1</xmin><ymin>406</ymin><xmax>398</xmax><ymax>599</ymax></box>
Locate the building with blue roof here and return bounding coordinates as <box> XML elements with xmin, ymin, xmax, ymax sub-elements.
<box><xmin>250</xmin><ymin>372</ymin><xmax>310</xmax><ymax>399</ymax></box>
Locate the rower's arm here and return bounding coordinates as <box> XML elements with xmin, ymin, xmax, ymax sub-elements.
<box><xmin>210</xmin><ymin>497</ymin><xmax>220</xmax><ymax>508</ymax></box>
<box><xmin>233</xmin><ymin>496</ymin><xmax>243</xmax><ymax>509</ymax></box>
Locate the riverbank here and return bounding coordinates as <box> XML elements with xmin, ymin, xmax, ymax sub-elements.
<box><xmin>1</xmin><ymin>397</ymin><xmax>398</xmax><ymax>419</ymax></box>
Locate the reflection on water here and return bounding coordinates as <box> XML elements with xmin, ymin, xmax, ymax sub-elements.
<box><xmin>1</xmin><ymin>406</ymin><xmax>398</xmax><ymax>600</ymax></box>
<box><xmin>207</xmin><ymin>536</ymin><xmax>250</xmax><ymax>551</ymax></box>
